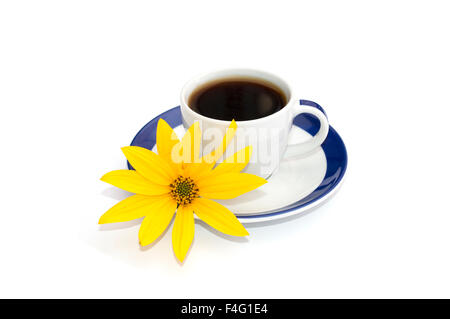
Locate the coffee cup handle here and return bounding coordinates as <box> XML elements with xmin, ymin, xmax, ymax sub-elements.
<box><xmin>284</xmin><ymin>100</ymin><xmax>330</xmax><ymax>159</ymax></box>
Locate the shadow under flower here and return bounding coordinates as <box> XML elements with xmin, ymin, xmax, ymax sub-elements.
<box><xmin>195</xmin><ymin>219</ymin><xmax>249</xmax><ymax>243</ymax></box>
<box><xmin>98</xmin><ymin>218</ymin><xmax>144</xmax><ymax>231</ymax></box>
<box><xmin>101</xmin><ymin>187</ymin><xmax>133</xmax><ymax>201</ymax></box>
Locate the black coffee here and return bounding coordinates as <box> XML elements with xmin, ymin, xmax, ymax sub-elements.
<box><xmin>188</xmin><ymin>78</ymin><xmax>286</xmax><ymax>121</ymax></box>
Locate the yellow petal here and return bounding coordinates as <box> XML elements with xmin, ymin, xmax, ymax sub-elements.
<box><xmin>184</xmin><ymin>120</ymin><xmax>238</xmax><ymax>179</ymax></box>
<box><xmin>198</xmin><ymin>173</ymin><xmax>267</xmax><ymax>199</ymax></box>
<box><xmin>138</xmin><ymin>196</ymin><xmax>177</xmax><ymax>246</ymax></box>
<box><xmin>122</xmin><ymin>146</ymin><xmax>175</xmax><ymax>185</ymax></box>
<box><xmin>157</xmin><ymin>119</ymin><xmax>180</xmax><ymax>158</ymax></box>
<box><xmin>172</xmin><ymin>205</ymin><xmax>195</xmax><ymax>262</ymax></box>
<box><xmin>211</xmin><ymin>146</ymin><xmax>252</xmax><ymax>176</ymax></box>
<box><xmin>181</xmin><ymin>122</ymin><xmax>201</xmax><ymax>166</ymax></box>
<box><xmin>156</xmin><ymin>119</ymin><xmax>182</xmax><ymax>174</ymax></box>
<box><xmin>202</xmin><ymin>120</ymin><xmax>237</xmax><ymax>164</ymax></box>
<box><xmin>183</xmin><ymin>160</ymin><xmax>215</xmax><ymax>181</ymax></box>
<box><xmin>99</xmin><ymin>194</ymin><xmax>168</xmax><ymax>224</ymax></box>
<box><xmin>193</xmin><ymin>198</ymin><xmax>248</xmax><ymax>236</ymax></box>
<box><xmin>100</xmin><ymin>170</ymin><xmax>170</xmax><ymax>195</ymax></box>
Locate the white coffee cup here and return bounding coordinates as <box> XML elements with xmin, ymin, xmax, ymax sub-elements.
<box><xmin>180</xmin><ymin>68</ymin><xmax>329</xmax><ymax>178</ymax></box>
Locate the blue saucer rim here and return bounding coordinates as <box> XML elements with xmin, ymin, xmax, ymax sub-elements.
<box><xmin>129</xmin><ymin>101</ymin><xmax>347</xmax><ymax>219</ymax></box>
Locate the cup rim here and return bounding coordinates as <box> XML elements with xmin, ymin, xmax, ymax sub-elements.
<box><xmin>180</xmin><ymin>68</ymin><xmax>294</xmax><ymax>124</ymax></box>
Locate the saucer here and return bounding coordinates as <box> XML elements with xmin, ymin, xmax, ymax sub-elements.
<box><xmin>129</xmin><ymin>100</ymin><xmax>347</xmax><ymax>223</ymax></box>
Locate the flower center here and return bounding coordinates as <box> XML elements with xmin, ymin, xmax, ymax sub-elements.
<box><xmin>169</xmin><ymin>176</ymin><xmax>199</xmax><ymax>206</ymax></box>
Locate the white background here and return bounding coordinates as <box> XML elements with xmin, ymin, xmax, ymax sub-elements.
<box><xmin>1</xmin><ymin>1</ymin><xmax>449</xmax><ymax>298</ymax></box>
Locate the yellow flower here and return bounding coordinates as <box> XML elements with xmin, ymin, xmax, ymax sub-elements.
<box><xmin>100</xmin><ymin>119</ymin><xmax>267</xmax><ymax>262</ymax></box>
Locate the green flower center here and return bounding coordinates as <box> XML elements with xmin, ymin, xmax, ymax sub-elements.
<box><xmin>170</xmin><ymin>176</ymin><xmax>199</xmax><ymax>206</ymax></box>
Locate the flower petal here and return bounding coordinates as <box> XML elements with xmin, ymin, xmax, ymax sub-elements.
<box><xmin>156</xmin><ymin>119</ymin><xmax>182</xmax><ymax>174</ymax></box>
<box><xmin>172</xmin><ymin>205</ymin><xmax>195</xmax><ymax>262</ymax></box>
<box><xmin>157</xmin><ymin>119</ymin><xmax>180</xmax><ymax>158</ymax></box>
<box><xmin>100</xmin><ymin>169</ymin><xmax>170</xmax><ymax>195</ymax></box>
<box><xmin>181</xmin><ymin>121</ymin><xmax>201</xmax><ymax>166</ymax></box>
<box><xmin>202</xmin><ymin>120</ymin><xmax>237</xmax><ymax>164</ymax></box>
<box><xmin>198</xmin><ymin>173</ymin><xmax>267</xmax><ymax>199</ymax></box>
<box><xmin>183</xmin><ymin>161</ymin><xmax>215</xmax><ymax>181</ymax></box>
<box><xmin>99</xmin><ymin>194</ymin><xmax>168</xmax><ymax>224</ymax></box>
<box><xmin>122</xmin><ymin>146</ymin><xmax>175</xmax><ymax>185</ymax></box>
<box><xmin>193</xmin><ymin>198</ymin><xmax>248</xmax><ymax>236</ymax></box>
<box><xmin>211</xmin><ymin>146</ymin><xmax>252</xmax><ymax>176</ymax></box>
<box><xmin>138</xmin><ymin>196</ymin><xmax>177</xmax><ymax>246</ymax></box>
<box><xmin>184</xmin><ymin>120</ymin><xmax>238</xmax><ymax>180</ymax></box>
